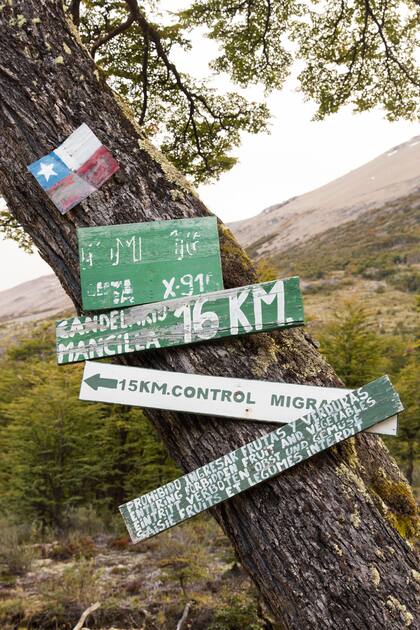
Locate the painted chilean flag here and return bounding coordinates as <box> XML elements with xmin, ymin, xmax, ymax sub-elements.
<box><xmin>28</xmin><ymin>124</ymin><xmax>119</xmax><ymax>214</ymax></box>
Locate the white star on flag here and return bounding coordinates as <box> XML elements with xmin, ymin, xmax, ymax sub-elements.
<box><xmin>37</xmin><ymin>162</ymin><xmax>57</xmax><ymax>182</ymax></box>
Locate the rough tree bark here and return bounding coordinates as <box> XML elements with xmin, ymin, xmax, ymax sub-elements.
<box><xmin>0</xmin><ymin>2</ymin><xmax>418</xmax><ymax>628</ymax></box>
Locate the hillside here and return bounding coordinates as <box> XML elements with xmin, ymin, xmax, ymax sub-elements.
<box><xmin>230</xmin><ymin>135</ymin><xmax>420</xmax><ymax>257</ymax></box>
<box><xmin>230</xmin><ymin>138</ymin><xmax>420</xmax><ymax>337</ymax></box>
<box><xmin>258</xmin><ymin>193</ymin><xmax>419</xmax><ymax>336</ymax></box>
<box><xmin>265</xmin><ymin>196</ymin><xmax>419</xmax><ymax>280</ymax></box>
<box><xmin>0</xmin><ymin>274</ymin><xmax>72</xmax><ymax>324</ymax></box>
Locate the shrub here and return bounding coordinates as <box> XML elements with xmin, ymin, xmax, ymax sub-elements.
<box><xmin>157</xmin><ymin>518</ymin><xmax>217</xmax><ymax>599</ymax></box>
<box><xmin>255</xmin><ymin>258</ymin><xmax>278</xmax><ymax>282</ymax></box>
<box><xmin>64</xmin><ymin>506</ymin><xmax>105</xmax><ymax>536</ymax></box>
<box><xmin>0</xmin><ymin>516</ymin><xmax>37</xmax><ymax>576</ymax></box>
<box><xmin>0</xmin><ymin>598</ymin><xmax>24</xmax><ymax>627</ymax></box>
<box><xmin>39</xmin><ymin>558</ymin><xmax>102</xmax><ymax>611</ymax></box>
<box><xmin>392</xmin><ymin>271</ymin><xmax>420</xmax><ymax>293</ymax></box>
<box><xmin>48</xmin><ymin>533</ymin><xmax>98</xmax><ymax>561</ymax></box>
<box><xmin>209</xmin><ymin>591</ymin><xmax>265</xmax><ymax>629</ymax></box>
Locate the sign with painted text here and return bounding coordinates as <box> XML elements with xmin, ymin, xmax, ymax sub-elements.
<box><xmin>56</xmin><ymin>276</ymin><xmax>304</xmax><ymax>364</ymax></box>
<box><xmin>78</xmin><ymin>217</ymin><xmax>223</xmax><ymax>310</ymax></box>
<box><xmin>80</xmin><ymin>362</ymin><xmax>398</xmax><ymax>436</ymax></box>
<box><xmin>119</xmin><ymin>376</ymin><xmax>403</xmax><ymax>542</ymax></box>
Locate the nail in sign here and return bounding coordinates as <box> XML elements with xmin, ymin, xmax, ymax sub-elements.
<box><xmin>78</xmin><ymin>217</ymin><xmax>224</xmax><ymax>310</ymax></box>
<box><xmin>79</xmin><ymin>361</ymin><xmax>397</xmax><ymax>436</ymax></box>
<box><xmin>56</xmin><ymin>276</ymin><xmax>304</xmax><ymax>365</ymax></box>
<box><xmin>119</xmin><ymin>375</ymin><xmax>403</xmax><ymax>542</ymax></box>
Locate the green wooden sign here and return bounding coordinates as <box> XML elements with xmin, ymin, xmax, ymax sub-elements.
<box><xmin>119</xmin><ymin>375</ymin><xmax>403</xmax><ymax>542</ymax></box>
<box><xmin>78</xmin><ymin>216</ymin><xmax>224</xmax><ymax>310</ymax></box>
<box><xmin>56</xmin><ymin>276</ymin><xmax>304</xmax><ymax>364</ymax></box>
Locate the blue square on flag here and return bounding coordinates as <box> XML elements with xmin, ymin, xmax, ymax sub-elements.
<box><xmin>28</xmin><ymin>152</ymin><xmax>72</xmax><ymax>190</ymax></box>
<box><xmin>27</xmin><ymin>124</ymin><xmax>119</xmax><ymax>214</ymax></box>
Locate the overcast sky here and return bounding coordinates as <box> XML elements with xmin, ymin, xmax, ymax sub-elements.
<box><xmin>1</xmin><ymin>40</ymin><xmax>420</xmax><ymax>291</ymax></box>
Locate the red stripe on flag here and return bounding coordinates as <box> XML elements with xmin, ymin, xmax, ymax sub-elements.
<box><xmin>77</xmin><ymin>145</ymin><xmax>119</xmax><ymax>188</ymax></box>
<box><xmin>48</xmin><ymin>173</ymin><xmax>96</xmax><ymax>214</ymax></box>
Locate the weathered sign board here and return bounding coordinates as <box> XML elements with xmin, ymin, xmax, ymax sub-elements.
<box><xmin>28</xmin><ymin>123</ymin><xmax>119</xmax><ymax>214</ymax></box>
<box><xmin>119</xmin><ymin>375</ymin><xmax>403</xmax><ymax>542</ymax></box>
<box><xmin>78</xmin><ymin>217</ymin><xmax>224</xmax><ymax>310</ymax></box>
<box><xmin>56</xmin><ymin>276</ymin><xmax>304</xmax><ymax>364</ymax></box>
<box><xmin>80</xmin><ymin>362</ymin><xmax>398</xmax><ymax>436</ymax></box>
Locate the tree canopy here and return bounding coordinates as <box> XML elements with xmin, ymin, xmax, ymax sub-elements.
<box><xmin>1</xmin><ymin>0</ymin><xmax>419</xmax><ymax>247</ymax></box>
<box><xmin>74</xmin><ymin>0</ymin><xmax>420</xmax><ymax>183</ymax></box>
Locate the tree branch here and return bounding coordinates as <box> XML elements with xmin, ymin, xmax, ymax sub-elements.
<box><xmin>90</xmin><ymin>10</ymin><xmax>136</xmax><ymax>59</ymax></box>
<box><xmin>72</xmin><ymin>601</ymin><xmax>101</xmax><ymax>630</ymax></box>
<box><xmin>69</xmin><ymin>0</ymin><xmax>81</xmax><ymax>27</ymax></box>
<box><xmin>329</xmin><ymin>0</ymin><xmax>346</xmax><ymax>44</ymax></box>
<box><xmin>122</xmin><ymin>0</ymin><xmax>236</xmax><ymax>171</ymax></box>
<box><xmin>85</xmin><ymin>0</ymin><xmax>231</xmax><ymax>173</ymax></box>
<box><xmin>139</xmin><ymin>32</ymin><xmax>150</xmax><ymax>125</ymax></box>
<box><xmin>176</xmin><ymin>601</ymin><xmax>193</xmax><ymax>630</ymax></box>
<box><xmin>261</xmin><ymin>0</ymin><xmax>272</xmax><ymax>66</ymax></box>
<box><xmin>364</xmin><ymin>0</ymin><xmax>420</xmax><ymax>88</ymax></box>
<box><xmin>124</xmin><ymin>0</ymin><xmax>222</xmax><ymax>121</ymax></box>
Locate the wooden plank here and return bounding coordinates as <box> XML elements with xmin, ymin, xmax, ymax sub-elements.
<box><xmin>79</xmin><ymin>361</ymin><xmax>398</xmax><ymax>436</ymax></box>
<box><xmin>56</xmin><ymin>276</ymin><xmax>304</xmax><ymax>365</ymax></box>
<box><xmin>119</xmin><ymin>375</ymin><xmax>403</xmax><ymax>543</ymax></box>
<box><xmin>78</xmin><ymin>216</ymin><xmax>224</xmax><ymax>310</ymax></box>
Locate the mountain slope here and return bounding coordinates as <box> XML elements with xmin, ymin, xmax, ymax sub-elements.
<box><xmin>0</xmin><ymin>274</ymin><xmax>72</xmax><ymax>324</ymax></box>
<box><xmin>267</xmin><ymin>193</ymin><xmax>420</xmax><ymax>336</ymax></box>
<box><xmin>268</xmin><ymin>193</ymin><xmax>420</xmax><ymax>283</ymax></box>
<box><xmin>230</xmin><ymin>136</ymin><xmax>420</xmax><ymax>257</ymax></box>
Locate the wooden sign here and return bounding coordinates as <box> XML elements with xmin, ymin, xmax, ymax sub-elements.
<box><xmin>56</xmin><ymin>276</ymin><xmax>304</xmax><ymax>365</ymax></box>
<box><xmin>119</xmin><ymin>375</ymin><xmax>403</xmax><ymax>542</ymax></box>
<box><xmin>78</xmin><ymin>217</ymin><xmax>224</xmax><ymax>310</ymax></box>
<box><xmin>79</xmin><ymin>361</ymin><xmax>398</xmax><ymax>436</ymax></box>
<box><xmin>28</xmin><ymin>123</ymin><xmax>119</xmax><ymax>214</ymax></box>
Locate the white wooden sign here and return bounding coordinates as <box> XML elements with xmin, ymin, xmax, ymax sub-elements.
<box><xmin>79</xmin><ymin>361</ymin><xmax>397</xmax><ymax>436</ymax></box>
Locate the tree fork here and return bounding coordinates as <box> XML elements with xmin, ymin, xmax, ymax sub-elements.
<box><xmin>0</xmin><ymin>2</ymin><xmax>418</xmax><ymax>628</ymax></box>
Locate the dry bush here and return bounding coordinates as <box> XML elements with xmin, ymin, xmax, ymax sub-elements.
<box><xmin>39</xmin><ymin>558</ymin><xmax>103</xmax><ymax>611</ymax></box>
<box><xmin>0</xmin><ymin>516</ymin><xmax>38</xmax><ymax>576</ymax></box>
<box><xmin>48</xmin><ymin>533</ymin><xmax>98</xmax><ymax>561</ymax></box>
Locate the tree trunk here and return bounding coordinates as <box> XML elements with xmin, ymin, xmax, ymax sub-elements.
<box><xmin>407</xmin><ymin>441</ymin><xmax>414</xmax><ymax>486</ymax></box>
<box><xmin>0</xmin><ymin>2</ymin><xmax>418</xmax><ymax>627</ymax></box>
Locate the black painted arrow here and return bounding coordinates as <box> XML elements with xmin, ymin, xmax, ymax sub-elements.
<box><xmin>84</xmin><ymin>373</ymin><xmax>118</xmax><ymax>391</ymax></box>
